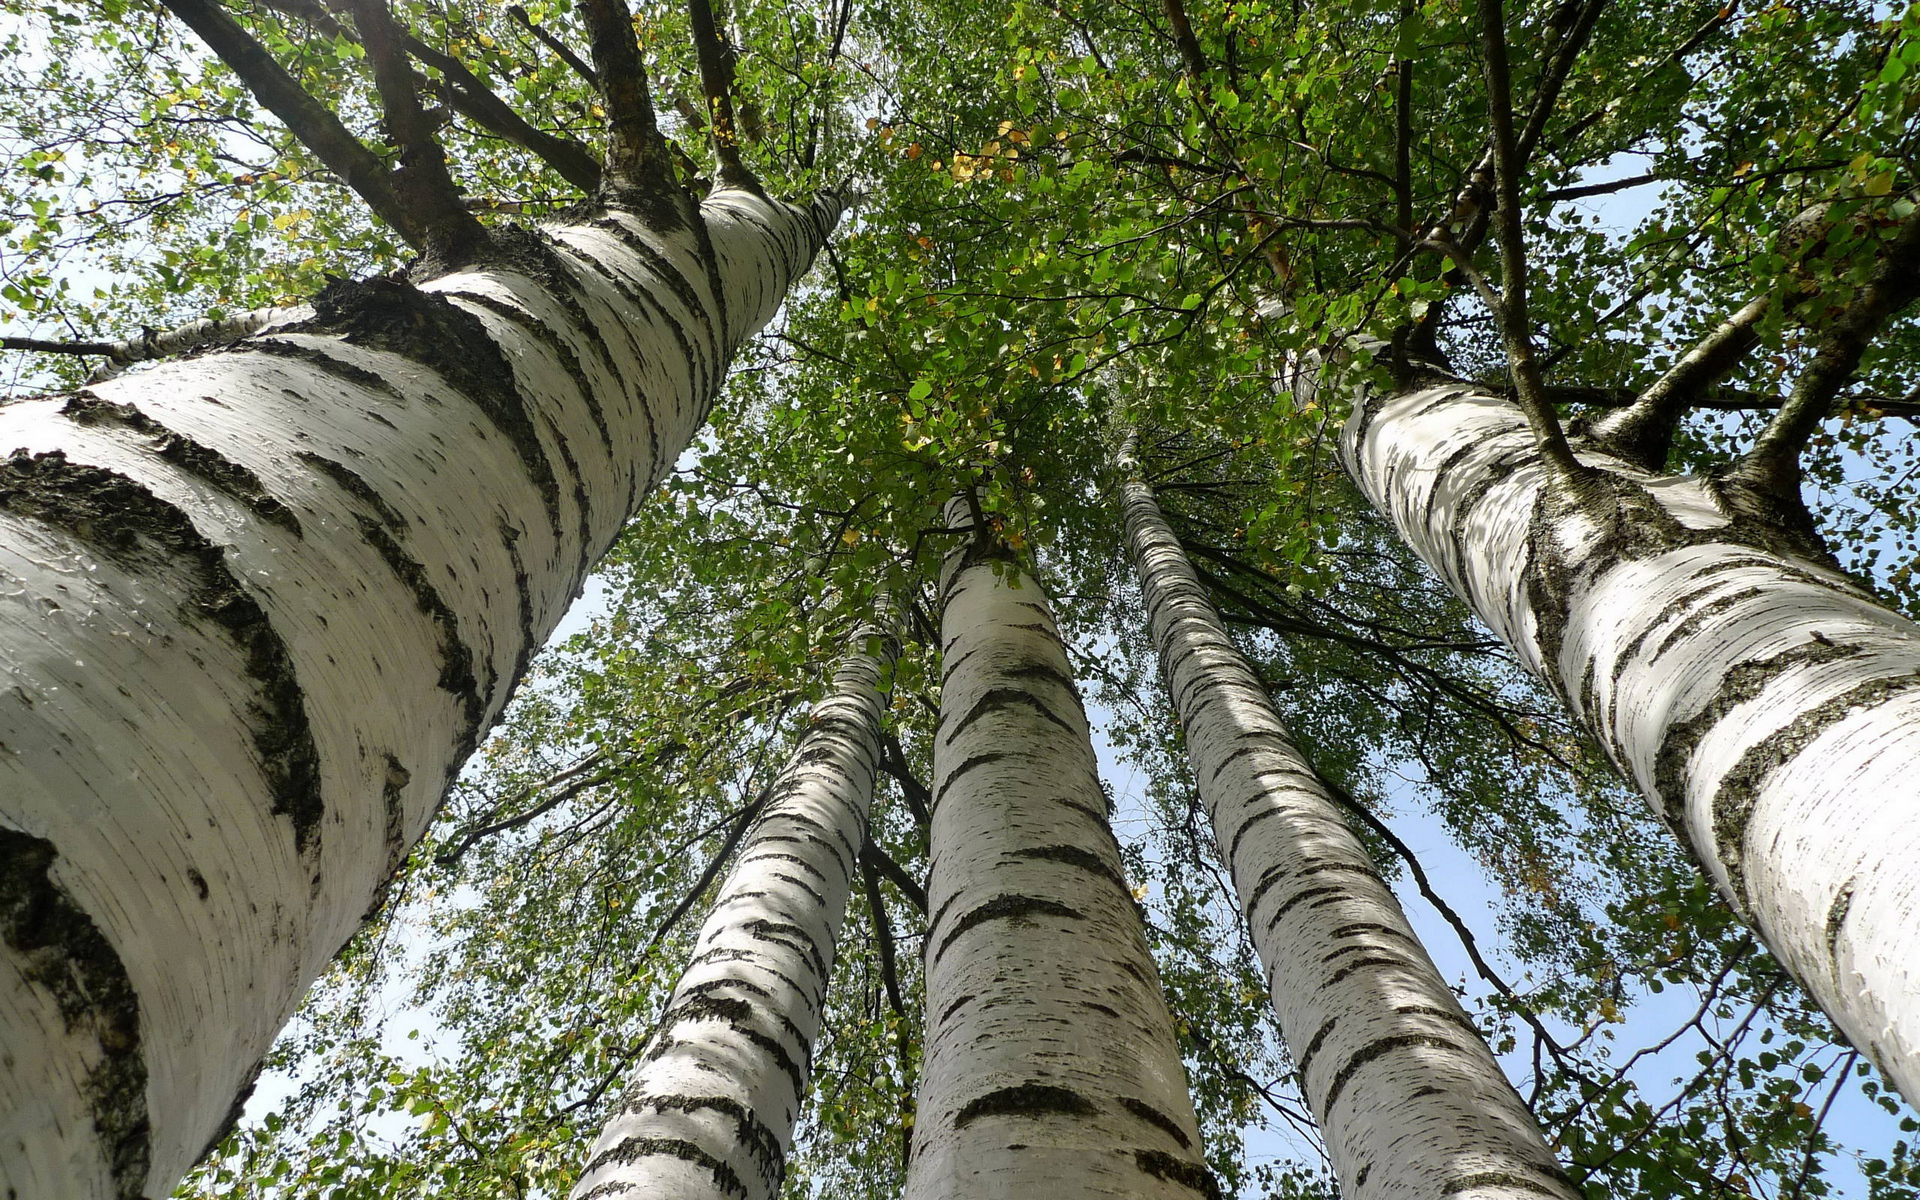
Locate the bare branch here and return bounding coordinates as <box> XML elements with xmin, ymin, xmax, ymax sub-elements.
<box><xmin>861</xmin><ymin>841</ymin><xmax>927</xmax><ymax>914</ymax></box>
<box><xmin>339</xmin><ymin>0</ymin><xmax>489</xmax><ymax>261</ymax></box>
<box><xmin>508</xmin><ymin>5</ymin><xmax>600</xmax><ymax>87</ymax></box>
<box><xmin>861</xmin><ymin>850</ymin><xmax>907</xmax><ymax>1016</ymax></box>
<box><xmin>1588</xmin><ymin>294</ymin><xmax>1771</xmax><ymax>467</ymax></box>
<box><xmin>155</xmin><ymin>0</ymin><xmax>420</xmax><ymax>242</ymax></box>
<box><xmin>686</xmin><ymin>0</ymin><xmax>757</xmax><ymax>191</ymax></box>
<box><xmin>577</xmin><ymin>0</ymin><xmax>678</xmax><ymax>206</ymax></box>
<box><xmin>1477</xmin><ymin>0</ymin><xmax>1579</xmax><ymax>476</ymax></box>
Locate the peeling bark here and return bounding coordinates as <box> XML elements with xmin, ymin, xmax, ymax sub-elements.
<box><xmin>1120</xmin><ymin>469</ymin><xmax>1576</xmax><ymax>1200</ymax></box>
<box><xmin>569</xmin><ymin>624</ymin><xmax>892</xmax><ymax>1200</ymax></box>
<box><xmin>1310</xmin><ymin>348</ymin><xmax>1920</xmax><ymax>1103</ymax></box>
<box><xmin>0</xmin><ymin>186</ymin><xmax>839</xmax><ymax>1199</ymax></box>
<box><xmin>906</xmin><ymin>499</ymin><xmax>1218</xmax><ymax>1199</ymax></box>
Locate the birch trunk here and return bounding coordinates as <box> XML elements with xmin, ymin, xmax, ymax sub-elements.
<box><xmin>1119</xmin><ymin>468</ymin><xmax>1576</xmax><ymax>1200</ymax></box>
<box><xmin>905</xmin><ymin>500</ymin><xmax>1218</xmax><ymax>1200</ymax></box>
<box><xmin>568</xmin><ymin>623</ymin><xmax>894</xmax><ymax>1200</ymax></box>
<box><xmin>0</xmin><ymin>186</ymin><xmax>839</xmax><ymax>1200</ymax></box>
<box><xmin>1312</xmin><ymin>350</ymin><xmax>1920</xmax><ymax>1102</ymax></box>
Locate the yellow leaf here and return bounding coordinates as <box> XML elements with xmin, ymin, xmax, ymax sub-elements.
<box><xmin>841</xmin><ymin>529</ymin><xmax>862</xmax><ymax>546</ymax></box>
<box><xmin>1867</xmin><ymin>170</ymin><xmax>1895</xmax><ymax>196</ymax></box>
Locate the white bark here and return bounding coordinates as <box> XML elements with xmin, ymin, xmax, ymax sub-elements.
<box><xmin>568</xmin><ymin>624</ymin><xmax>894</xmax><ymax>1200</ymax></box>
<box><xmin>0</xmin><ymin>186</ymin><xmax>839</xmax><ymax>1200</ymax></box>
<box><xmin>1119</xmin><ymin>468</ymin><xmax>1576</xmax><ymax>1200</ymax></box>
<box><xmin>905</xmin><ymin>501</ymin><xmax>1217</xmax><ymax>1200</ymax></box>
<box><xmin>1315</xmin><ymin>350</ymin><xmax>1920</xmax><ymax>1103</ymax></box>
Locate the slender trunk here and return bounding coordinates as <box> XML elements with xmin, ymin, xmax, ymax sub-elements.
<box><xmin>568</xmin><ymin>621</ymin><xmax>894</xmax><ymax>1200</ymax></box>
<box><xmin>906</xmin><ymin>500</ymin><xmax>1218</xmax><ymax>1200</ymax></box>
<box><xmin>1312</xmin><ymin>350</ymin><xmax>1920</xmax><ymax>1103</ymax></box>
<box><xmin>1119</xmin><ymin>468</ymin><xmax>1577</xmax><ymax>1199</ymax></box>
<box><xmin>0</xmin><ymin>186</ymin><xmax>839</xmax><ymax>1200</ymax></box>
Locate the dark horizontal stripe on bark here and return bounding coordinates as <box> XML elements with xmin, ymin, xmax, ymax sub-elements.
<box><xmin>653</xmin><ymin>993</ymin><xmax>807</xmax><ymax>1095</ymax></box>
<box><xmin>1245</xmin><ymin>860</ymin><xmax>1378</xmax><ymax>919</ymax></box>
<box><xmin>308</xmin><ymin>274</ymin><xmax>565</xmax><ymax>546</ymax></box>
<box><xmin>63</xmin><ymin>393</ymin><xmax>303</xmax><ymax>536</ymax></box>
<box><xmin>943</xmin><ymin>687</ymin><xmax>1077</xmax><ymax>746</ymax></box>
<box><xmin>1006</xmin><ymin>843</ymin><xmax>1130</xmax><ymax>894</ymax></box>
<box><xmin>1295</xmin><ymin>1015</ymin><xmax>1339</xmax><ymax>1081</ymax></box>
<box><xmin>1260</xmin><ymin>883</ymin><xmax>1353</xmax><ymax>930</ymax></box>
<box><xmin>952</xmin><ymin>1083</ymin><xmax>1097</xmax><ymax>1128</ymax></box>
<box><xmin>243</xmin><ymin>336</ymin><xmax>404</xmax><ymax>399</ymax></box>
<box><xmin>1652</xmin><ymin>638</ymin><xmax>1870</xmax><ymax>840</ymax></box>
<box><xmin>1440</xmin><ymin>1167</ymin><xmax>1580</xmax><ymax>1196</ymax></box>
<box><xmin>295</xmin><ymin>451</ymin><xmax>411</xmax><ymax>530</ymax></box>
<box><xmin>743</xmin><ymin>850</ymin><xmax>830</xmax><ymax>883</ymax></box>
<box><xmin>0</xmin><ymin>449</ymin><xmax>324</xmax><ymax>853</ymax></box>
<box><xmin>579</xmin><ymin>1135</ymin><xmax>747</xmax><ymax>1200</ymax></box>
<box><xmin>752</xmin><ymin>831</ymin><xmax>852</xmax><ymax>880</ymax></box>
<box><xmin>1133</xmin><ymin>1148</ymin><xmax>1225</xmax><ymax>1200</ymax></box>
<box><xmin>349</xmin><ymin>514</ymin><xmax>487</xmax><ymax>729</ymax></box>
<box><xmin>1321</xmin><ymin>1033</ymin><xmax>1470</xmax><ymax>1114</ymax></box>
<box><xmin>940</xmin><ymin>992</ymin><xmax>978</xmax><ymax>1022</ymax></box>
<box><xmin>1119</xmin><ymin>1097</ymin><xmax>1193</xmax><ymax>1150</ymax></box>
<box><xmin>0</xmin><ymin>829</ymin><xmax>152</xmax><ymax>1200</ymax></box>
<box><xmin>764</xmin><ymin>870</ymin><xmax>829</xmax><ymax>908</ymax></box>
<box><xmin>1714</xmin><ymin>665</ymin><xmax>1920</xmax><ymax>904</ymax></box>
<box><xmin>935</xmin><ymin>895</ymin><xmax>1086</xmax><ymax>959</ymax></box>
<box><xmin>631</xmin><ymin>1093</ymin><xmax>786</xmax><ymax>1186</ymax></box>
<box><xmin>934</xmin><ymin>751</ymin><xmax>1013</xmax><ymax>807</ymax></box>
<box><xmin>740</xmin><ymin>917</ymin><xmax>830</xmax><ymax>979</ymax></box>
<box><xmin>440</xmin><ymin>285</ymin><xmax>616</xmax><ymax>461</ymax></box>
<box><xmin>680</xmin><ymin>979</ymin><xmax>811</xmax><ymax>1050</ymax></box>
<box><xmin>1324</xmin><ymin>954</ymin><xmax>1422</xmax><ymax>989</ymax></box>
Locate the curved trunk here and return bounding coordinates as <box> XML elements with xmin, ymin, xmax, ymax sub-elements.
<box><xmin>905</xmin><ymin>502</ymin><xmax>1218</xmax><ymax>1200</ymax></box>
<box><xmin>0</xmin><ymin>187</ymin><xmax>839</xmax><ymax>1200</ymax></box>
<box><xmin>1119</xmin><ymin>470</ymin><xmax>1576</xmax><ymax>1199</ymax></box>
<box><xmin>1317</xmin><ymin>353</ymin><xmax>1920</xmax><ymax>1103</ymax></box>
<box><xmin>568</xmin><ymin>623</ymin><xmax>894</xmax><ymax>1200</ymax></box>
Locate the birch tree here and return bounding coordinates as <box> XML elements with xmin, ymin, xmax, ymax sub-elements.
<box><xmin>568</xmin><ymin>619</ymin><xmax>894</xmax><ymax>1200</ymax></box>
<box><xmin>0</xmin><ymin>1</ymin><xmax>840</xmax><ymax>1194</ymax></box>
<box><xmin>909</xmin><ymin>496</ymin><xmax>1218</xmax><ymax>1198</ymax></box>
<box><xmin>1119</xmin><ymin>456</ymin><xmax>1575</xmax><ymax>1199</ymax></box>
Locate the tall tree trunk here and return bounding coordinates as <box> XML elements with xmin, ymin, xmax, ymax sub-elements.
<box><xmin>0</xmin><ymin>186</ymin><xmax>839</xmax><ymax>1200</ymax></box>
<box><xmin>1119</xmin><ymin>466</ymin><xmax>1577</xmax><ymax>1199</ymax></box>
<box><xmin>568</xmin><ymin>619</ymin><xmax>894</xmax><ymax>1200</ymax></box>
<box><xmin>1315</xmin><ymin>351</ymin><xmax>1920</xmax><ymax>1102</ymax></box>
<box><xmin>906</xmin><ymin>500</ymin><xmax>1219</xmax><ymax>1200</ymax></box>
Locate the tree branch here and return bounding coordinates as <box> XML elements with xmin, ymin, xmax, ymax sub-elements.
<box><xmin>685</xmin><ymin>0</ymin><xmax>757</xmax><ymax>191</ymax></box>
<box><xmin>880</xmin><ymin>729</ymin><xmax>932</xmax><ymax>828</ymax></box>
<box><xmin>507</xmin><ymin>4</ymin><xmax>600</xmax><ymax>86</ymax></box>
<box><xmin>339</xmin><ymin>0</ymin><xmax>489</xmax><ymax>262</ymax></box>
<box><xmin>156</xmin><ymin>0</ymin><xmax>421</xmax><ymax>243</ymax></box>
<box><xmin>577</xmin><ymin>0</ymin><xmax>678</xmax><ymax>207</ymax></box>
<box><xmin>861</xmin><ymin>841</ymin><xmax>927</xmax><ymax>914</ymax></box>
<box><xmin>862</xmin><ymin>848</ymin><xmax>908</xmax><ymax>1016</ymax></box>
<box><xmin>1587</xmin><ymin>294</ymin><xmax>1771</xmax><ymax>467</ymax></box>
<box><xmin>1476</xmin><ymin>0</ymin><xmax>1578</xmax><ymax>476</ymax></box>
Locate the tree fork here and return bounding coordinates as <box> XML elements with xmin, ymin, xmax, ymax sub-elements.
<box><xmin>1310</xmin><ymin>344</ymin><xmax>1920</xmax><ymax>1105</ymax></box>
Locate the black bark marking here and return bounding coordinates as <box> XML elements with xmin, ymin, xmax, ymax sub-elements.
<box><xmin>295</xmin><ymin>451</ymin><xmax>411</xmax><ymax>530</ymax></box>
<box><xmin>1827</xmin><ymin>879</ymin><xmax>1858</xmax><ymax>976</ymax></box>
<box><xmin>0</xmin><ymin>830</ymin><xmax>150</xmax><ymax>1200</ymax></box>
<box><xmin>62</xmin><ymin>393</ymin><xmax>303</xmax><ymax>536</ymax></box>
<box><xmin>1007</xmin><ymin>843</ymin><xmax>1130</xmax><ymax>894</ymax></box>
<box><xmin>1133</xmin><ymin>1148</ymin><xmax>1225</xmax><ymax>1199</ymax></box>
<box><xmin>1322</xmin><ymin>1033</ymin><xmax>1466</xmax><ymax>1113</ymax></box>
<box><xmin>939</xmin><ymin>992</ymin><xmax>978</xmax><ymax>1022</ymax></box>
<box><xmin>1650</xmin><ymin>638</ymin><xmax>1873</xmax><ymax>876</ymax></box>
<box><xmin>1439</xmin><ymin>1168</ymin><xmax>1577</xmax><ymax>1196</ymax></box>
<box><xmin>0</xmin><ymin>451</ymin><xmax>324</xmax><ymax>852</ymax></box>
<box><xmin>953</xmin><ymin>1083</ymin><xmax>1096</xmax><ymax>1128</ymax></box>
<box><xmin>628</xmin><ymin>1094</ymin><xmax>785</xmax><ymax>1189</ymax></box>
<box><xmin>1294</xmin><ymin>1015</ymin><xmax>1339</xmax><ymax>1080</ymax></box>
<box><xmin>656</xmin><ymin>992</ymin><xmax>806</xmax><ymax>1095</ymax></box>
<box><xmin>1119</xmin><ymin>1097</ymin><xmax>1192</xmax><ymax>1149</ymax></box>
<box><xmin>936</xmin><ymin>895</ymin><xmax>1085</xmax><ymax>958</ymax></box>
<box><xmin>580</xmin><ymin>1135</ymin><xmax>746</xmax><ymax>1200</ymax></box>
<box><xmin>363</xmin><ymin>755</ymin><xmax>413</xmax><ymax>920</ymax></box>
<box><xmin>934</xmin><ymin>751</ymin><xmax>1012</xmax><ymax>807</ymax></box>
<box><xmin>351</xmin><ymin>513</ymin><xmax>487</xmax><ymax>731</ymax></box>
<box><xmin>305</xmin><ymin>275</ymin><xmax>564</xmax><ymax>543</ymax></box>
<box><xmin>243</xmin><ymin>336</ymin><xmax>404</xmax><ymax>399</ymax></box>
<box><xmin>944</xmin><ymin>686</ymin><xmax>1077</xmax><ymax>745</ymax></box>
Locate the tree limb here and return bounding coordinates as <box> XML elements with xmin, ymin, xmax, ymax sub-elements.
<box><xmin>685</xmin><ymin>0</ymin><xmax>757</xmax><ymax>191</ymax></box>
<box><xmin>339</xmin><ymin>0</ymin><xmax>490</xmax><ymax>262</ymax></box>
<box><xmin>577</xmin><ymin>0</ymin><xmax>678</xmax><ymax>207</ymax></box>
<box><xmin>507</xmin><ymin>4</ymin><xmax>600</xmax><ymax>86</ymax></box>
<box><xmin>862</xmin><ymin>849</ymin><xmax>908</xmax><ymax>1016</ymax></box>
<box><xmin>156</xmin><ymin>0</ymin><xmax>421</xmax><ymax>243</ymax></box>
<box><xmin>861</xmin><ymin>841</ymin><xmax>927</xmax><ymax>914</ymax></box>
